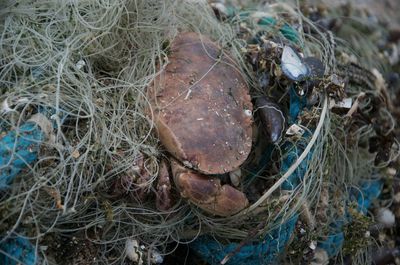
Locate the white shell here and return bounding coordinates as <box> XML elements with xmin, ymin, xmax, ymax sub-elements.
<box><xmin>310</xmin><ymin>248</ymin><xmax>329</xmax><ymax>265</ymax></box>
<box><xmin>386</xmin><ymin>167</ymin><xmax>397</xmax><ymax>177</ymax></box>
<box><xmin>125</xmin><ymin>239</ymin><xmax>143</xmax><ymax>265</ymax></box>
<box><xmin>281</xmin><ymin>46</ymin><xmax>309</xmax><ymax>81</ymax></box>
<box><xmin>229</xmin><ymin>169</ymin><xmax>242</xmax><ymax>187</ymax></box>
<box><xmin>76</xmin><ymin>60</ymin><xmax>86</xmax><ymax>70</ymax></box>
<box><xmin>1</xmin><ymin>99</ymin><xmax>13</xmax><ymax>114</ymax></box>
<box><xmin>376</xmin><ymin>208</ymin><xmax>395</xmax><ymax>228</ymax></box>
<box><xmin>244</xmin><ymin>109</ymin><xmax>252</xmax><ymax>117</ymax></box>
<box><xmin>151</xmin><ymin>250</ymin><xmax>164</xmax><ymax>264</ymax></box>
<box><xmin>309</xmin><ymin>241</ymin><xmax>317</xmax><ymax>250</ymax></box>
<box><xmin>286</xmin><ymin>124</ymin><xmax>304</xmax><ymax>136</ymax></box>
<box><xmin>330</xmin><ymin>98</ymin><xmax>352</xmax><ymax>109</ymax></box>
<box><xmin>210</xmin><ymin>3</ymin><xmax>228</xmax><ymax>15</ymax></box>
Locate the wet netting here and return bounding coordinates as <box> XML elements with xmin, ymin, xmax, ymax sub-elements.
<box><xmin>1</xmin><ymin>0</ymin><xmax>399</xmax><ymax>264</ymax></box>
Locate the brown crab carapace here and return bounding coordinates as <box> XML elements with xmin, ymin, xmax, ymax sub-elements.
<box><xmin>149</xmin><ymin>32</ymin><xmax>253</xmax><ymax>216</ymax></box>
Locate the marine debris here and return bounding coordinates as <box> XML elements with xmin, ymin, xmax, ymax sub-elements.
<box><xmin>0</xmin><ymin>0</ymin><xmax>399</xmax><ymax>264</ymax></box>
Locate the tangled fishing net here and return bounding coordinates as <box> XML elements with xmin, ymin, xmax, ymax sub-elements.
<box><xmin>0</xmin><ymin>0</ymin><xmax>399</xmax><ymax>264</ymax></box>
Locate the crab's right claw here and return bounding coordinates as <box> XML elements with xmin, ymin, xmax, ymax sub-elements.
<box><xmin>171</xmin><ymin>160</ymin><xmax>248</xmax><ymax>217</ymax></box>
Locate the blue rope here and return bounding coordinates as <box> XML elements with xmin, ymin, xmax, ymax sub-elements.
<box><xmin>190</xmin><ymin>215</ymin><xmax>298</xmax><ymax>265</ymax></box>
<box><xmin>280</xmin><ymin>133</ymin><xmax>312</xmax><ymax>191</ymax></box>
<box><xmin>281</xmin><ymin>85</ymin><xmax>312</xmax><ymax>190</ymax></box>
<box><xmin>257</xmin><ymin>17</ymin><xmax>299</xmax><ymax>43</ymax></box>
<box><xmin>288</xmin><ymin>86</ymin><xmax>307</xmax><ymax>125</ymax></box>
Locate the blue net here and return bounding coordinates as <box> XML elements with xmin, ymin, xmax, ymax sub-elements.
<box><xmin>0</xmin><ymin>236</ymin><xmax>36</xmax><ymax>265</ymax></box>
<box><xmin>0</xmin><ymin>106</ymin><xmax>65</xmax><ymax>190</ymax></box>
<box><xmin>0</xmin><ymin>122</ymin><xmax>45</xmax><ymax>189</ymax></box>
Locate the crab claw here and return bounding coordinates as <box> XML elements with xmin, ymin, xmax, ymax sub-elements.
<box><xmin>171</xmin><ymin>160</ymin><xmax>248</xmax><ymax>216</ymax></box>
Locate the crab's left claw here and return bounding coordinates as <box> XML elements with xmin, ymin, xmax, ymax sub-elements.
<box><xmin>171</xmin><ymin>160</ymin><xmax>248</xmax><ymax>216</ymax></box>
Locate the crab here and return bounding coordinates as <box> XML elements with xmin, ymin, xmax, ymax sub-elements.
<box><xmin>148</xmin><ymin>32</ymin><xmax>253</xmax><ymax>216</ymax></box>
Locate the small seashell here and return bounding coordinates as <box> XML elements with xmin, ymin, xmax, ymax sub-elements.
<box><xmin>71</xmin><ymin>149</ymin><xmax>80</xmax><ymax>159</ymax></box>
<box><xmin>151</xmin><ymin>249</ymin><xmax>164</xmax><ymax>264</ymax></box>
<box><xmin>255</xmin><ymin>96</ymin><xmax>285</xmax><ymax>143</ymax></box>
<box><xmin>376</xmin><ymin>208</ymin><xmax>395</xmax><ymax>228</ymax></box>
<box><xmin>75</xmin><ymin>59</ymin><xmax>86</xmax><ymax>70</ymax></box>
<box><xmin>210</xmin><ymin>3</ymin><xmax>228</xmax><ymax>16</ymax></box>
<box><xmin>394</xmin><ymin>192</ymin><xmax>400</xmax><ymax>204</ymax></box>
<box><xmin>309</xmin><ymin>241</ymin><xmax>317</xmax><ymax>250</ymax></box>
<box><xmin>286</xmin><ymin>124</ymin><xmax>304</xmax><ymax>136</ymax></box>
<box><xmin>1</xmin><ymin>98</ymin><xmax>16</xmax><ymax>114</ymax></box>
<box><xmin>281</xmin><ymin>46</ymin><xmax>309</xmax><ymax>81</ymax></box>
<box><xmin>310</xmin><ymin>248</ymin><xmax>329</xmax><ymax>265</ymax></box>
<box><xmin>329</xmin><ymin>98</ymin><xmax>352</xmax><ymax>110</ymax></box>
<box><xmin>125</xmin><ymin>239</ymin><xmax>143</xmax><ymax>265</ymax></box>
<box><xmin>386</xmin><ymin>167</ymin><xmax>397</xmax><ymax>177</ymax></box>
<box><xmin>229</xmin><ymin>168</ymin><xmax>242</xmax><ymax>187</ymax></box>
<box><xmin>244</xmin><ymin>109</ymin><xmax>252</xmax><ymax>117</ymax></box>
